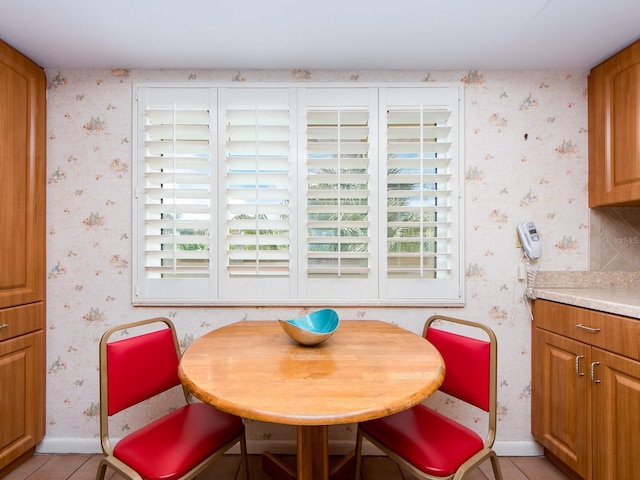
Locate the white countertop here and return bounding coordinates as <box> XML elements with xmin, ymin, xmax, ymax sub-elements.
<box><xmin>533</xmin><ymin>287</ymin><xmax>640</xmax><ymax>319</ymax></box>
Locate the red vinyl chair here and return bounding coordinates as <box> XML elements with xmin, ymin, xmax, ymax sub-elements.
<box><xmin>355</xmin><ymin>315</ymin><xmax>504</xmax><ymax>480</ymax></box>
<box><xmin>96</xmin><ymin>317</ymin><xmax>249</xmax><ymax>480</ymax></box>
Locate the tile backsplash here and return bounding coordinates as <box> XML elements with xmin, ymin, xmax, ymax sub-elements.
<box><xmin>590</xmin><ymin>207</ymin><xmax>640</xmax><ymax>271</ymax></box>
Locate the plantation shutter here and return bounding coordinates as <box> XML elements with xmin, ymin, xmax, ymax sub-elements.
<box><xmin>298</xmin><ymin>88</ymin><xmax>379</xmax><ymax>300</ymax></box>
<box><xmin>134</xmin><ymin>87</ymin><xmax>216</xmax><ymax>302</ymax></box>
<box><xmin>381</xmin><ymin>86</ymin><xmax>464</xmax><ymax>301</ymax></box>
<box><xmin>133</xmin><ymin>83</ymin><xmax>464</xmax><ymax>305</ymax></box>
<box><xmin>217</xmin><ymin>88</ymin><xmax>296</xmax><ymax>300</ymax></box>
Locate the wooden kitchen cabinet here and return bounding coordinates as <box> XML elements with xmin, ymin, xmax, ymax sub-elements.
<box><xmin>532</xmin><ymin>299</ymin><xmax>640</xmax><ymax>480</ymax></box>
<box><xmin>0</xmin><ymin>40</ymin><xmax>46</xmax><ymax>475</ymax></box>
<box><xmin>588</xmin><ymin>39</ymin><xmax>640</xmax><ymax>207</ymax></box>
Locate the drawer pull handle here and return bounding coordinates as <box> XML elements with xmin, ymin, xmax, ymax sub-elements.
<box><xmin>0</xmin><ymin>322</ymin><xmax>8</xmax><ymax>329</ymax></box>
<box><xmin>591</xmin><ymin>361</ymin><xmax>601</xmax><ymax>384</ymax></box>
<box><xmin>575</xmin><ymin>355</ymin><xmax>585</xmax><ymax>376</ymax></box>
<box><xmin>576</xmin><ymin>324</ymin><xmax>601</xmax><ymax>333</ymax></box>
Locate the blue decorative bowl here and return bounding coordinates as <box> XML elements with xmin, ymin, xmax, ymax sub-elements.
<box><xmin>278</xmin><ymin>309</ymin><xmax>340</xmax><ymax>346</ymax></box>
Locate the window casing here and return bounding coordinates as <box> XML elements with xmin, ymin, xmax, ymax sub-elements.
<box><xmin>133</xmin><ymin>83</ymin><xmax>464</xmax><ymax>306</ymax></box>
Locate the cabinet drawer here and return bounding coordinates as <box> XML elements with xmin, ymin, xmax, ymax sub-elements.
<box><xmin>0</xmin><ymin>303</ymin><xmax>44</xmax><ymax>342</ymax></box>
<box><xmin>534</xmin><ymin>300</ymin><xmax>640</xmax><ymax>359</ymax></box>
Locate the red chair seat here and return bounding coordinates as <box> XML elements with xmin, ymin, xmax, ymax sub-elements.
<box><xmin>360</xmin><ymin>404</ymin><xmax>484</xmax><ymax>477</ymax></box>
<box><xmin>113</xmin><ymin>403</ymin><xmax>243</xmax><ymax>480</ymax></box>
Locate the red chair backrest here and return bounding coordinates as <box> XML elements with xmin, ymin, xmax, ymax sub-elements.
<box><xmin>425</xmin><ymin>327</ymin><xmax>491</xmax><ymax>412</ymax></box>
<box><xmin>106</xmin><ymin>327</ymin><xmax>181</xmax><ymax>416</ymax></box>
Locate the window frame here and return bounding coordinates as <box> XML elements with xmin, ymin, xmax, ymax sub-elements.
<box><xmin>132</xmin><ymin>82</ymin><xmax>465</xmax><ymax>307</ymax></box>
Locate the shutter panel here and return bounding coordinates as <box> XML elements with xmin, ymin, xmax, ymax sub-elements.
<box><xmin>299</xmin><ymin>88</ymin><xmax>379</xmax><ymax>300</ymax></box>
<box><xmin>134</xmin><ymin>87</ymin><xmax>216</xmax><ymax>302</ymax></box>
<box><xmin>386</xmin><ymin>108</ymin><xmax>452</xmax><ymax>277</ymax></box>
<box><xmin>218</xmin><ymin>88</ymin><xmax>295</xmax><ymax>299</ymax></box>
<box><xmin>381</xmin><ymin>86</ymin><xmax>463</xmax><ymax>302</ymax></box>
<box><xmin>306</xmin><ymin>107</ymin><xmax>370</xmax><ymax>276</ymax></box>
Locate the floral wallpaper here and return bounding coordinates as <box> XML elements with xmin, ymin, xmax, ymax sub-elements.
<box><xmin>43</xmin><ymin>68</ymin><xmax>591</xmax><ymax>455</ymax></box>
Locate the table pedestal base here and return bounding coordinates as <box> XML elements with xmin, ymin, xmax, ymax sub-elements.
<box><xmin>261</xmin><ymin>426</ymin><xmax>356</xmax><ymax>480</ymax></box>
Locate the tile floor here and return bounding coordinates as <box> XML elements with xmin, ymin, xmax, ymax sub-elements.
<box><xmin>3</xmin><ymin>453</ymin><xmax>571</xmax><ymax>480</ymax></box>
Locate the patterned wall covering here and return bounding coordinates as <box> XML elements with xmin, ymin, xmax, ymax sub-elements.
<box><xmin>44</xmin><ymin>68</ymin><xmax>591</xmax><ymax>453</ymax></box>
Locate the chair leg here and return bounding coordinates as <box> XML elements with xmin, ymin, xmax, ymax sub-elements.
<box><xmin>488</xmin><ymin>451</ymin><xmax>504</xmax><ymax>480</ymax></box>
<box><xmin>95</xmin><ymin>458</ymin><xmax>108</xmax><ymax>480</ymax></box>
<box><xmin>354</xmin><ymin>429</ymin><xmax>364</xmax><ymax>480</ymax></box>
<box><xmin>239</xmin><ymin>433</ymin><xmax>250</xmax><ymax>480</ymax></box>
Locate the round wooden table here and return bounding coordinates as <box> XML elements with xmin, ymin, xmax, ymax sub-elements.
<box><xmin>178</xmin><ymin>319</ymin><xmax>444</xmax><ymax>480</ymax></box>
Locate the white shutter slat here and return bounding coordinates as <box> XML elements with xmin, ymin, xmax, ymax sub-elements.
<box><xmin>307</xmin><ymin>157</ymin><xmax>369</xmax><ymax>169</ymax></box>
<box><xmin>145</xmin><ymin>140</ymin><xmax>210</xmax><ymax>155</ymax></box>
<box><xmin>387</xmin><ymin>173</ymin><xmax>451</xmax><ymax>184</ymax></box>
<box><xmin>145</xmin><ymin>234</ymin><xmax>210</xmax><ymax>245</ymax></box>
<box><xmin>307</xmin><ymin>222</ymin><xmax>370</xmax><ymax>230</ymax></box>
<box><xmin>145</xmin><ymin>156</ymin><xmax>210</xmax><ymax>170</ymax></box>
<box><xmin>228</xmin><ymin>218</ymin><xmax>290</xmax><ymax>230</ymax></box>
<box><xmin>145</xmin><ymin>172</ymin><xmax>210</xmax><ymax>185</ymax></box>
<box><xmin>145</xmin><ymin>218</ymin><xmax>210</xmax><ymax>229</ymax></box>
<box><xmin>387</xmin><ymin>156</ymin><xmax>450</xmax><ymax>169</ymax></box>
<box><xmin>146</xmin><ymin>124</ymin><xmax>210</xmax><ymax>140</ymax></box>
<box><xmin>307</xmin><ymin>236</ymin><xmax>370</xmax><ymax>244</ymax></box>
<box><xmin>307</xmin><ymin>110</ymin><xmax>369</xmax><ymax>125</ymax></box>
<box><xmin>387</xmin><ymin>125</ymin><xmax>451</xmax><ymax>140</ymax></box>
<box><xmin>387</xmin><ymin>142</ymin><xmax>452</xmax><ymax>155</ymax></box>
<box><xmin>145</xmin><ymin>109</ymin><xmax>210</xmax><ymax>124</ymax></box>
<box><xmin>228</xmin><ymin>203</ymin><xmax>289</xmax><ymax>216</ymax></box>
<box><xmin>307</xmin><ymin>204</ymin><xmax>368</xmax><ymax>215</ymax></box>
<box><xmin>229</xmin><ymin>250</ymin><xmax>290</xmax><ymax>261</ymax></box>
<box><xmin>387</xmin><ymin>109</ymin><xmax>451</xmax><ymax>125</ymax></box>
<box><xmin>226</xmin><ymin>171</ymin><xmax>289</xmax><ymax>186</ymax></box>
<box><xmin>226</xmin><ymin>156</ymin><xmax>289</xmax><ymax>170</ymax></box>
<box><xmin>145</xmin><ymin>203</ymin><xmax>210</xmax><ymax>215</ymax></box>
<box><xmin>144</xmin><ymin>188</ymin><xmax>210</xmax><ymax>200</ymax></box>
<box><xmin>226</xmin><ymin>124</ymin><xmax>289</xmax><ymax>140</ymax></box>
<box><xmin>227</xmin><ymin>235</ymin><xmax>290</xmax><ymax>246</ymax></box>
<box><xmin>226</xmin><ymin>108</ymin><xmax>289</xmax><ymax>125</ymax></box>
<box><xmin>227</xmin><ymin>188</ymin><xmax>289</xmax><ymax>201</ymax></box>
<box><xmin>307</xmin><ymin>142</ymin><xmax>370</xmax><ymax>156</ymax></box>
<box><xmin>144</xmin><ymin>250</ymin><xmax>210</xmax><ymax>260</ymax></box>
<box><xmin>307</xmin><ymin>126</ymin><xmax>370</xmax><ymax>141</ymax></box>
<box><xmin>226</xmin><ymin>141</ymin><xmax>290</xmax><ymax>156</ymax></box>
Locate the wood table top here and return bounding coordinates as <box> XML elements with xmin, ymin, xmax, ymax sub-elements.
<box><xmin>179</xmin><ymin>319</ymin><xmax>445</xmax><ymax>426</ymax></box>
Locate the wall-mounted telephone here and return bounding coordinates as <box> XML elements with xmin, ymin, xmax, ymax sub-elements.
<box><xmin>517</xmin><ymin>221</ymin><xmax>541</xmax><ymax>259</ymax></box>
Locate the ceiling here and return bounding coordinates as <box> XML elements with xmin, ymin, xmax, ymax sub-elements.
<box><xmin>1</xmin><ymin>0</ymin><xmax>639</xmax><ymax>71</ymax></box>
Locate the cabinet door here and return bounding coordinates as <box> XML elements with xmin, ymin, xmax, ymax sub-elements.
<box><xmin>0</xmin><ymin>40</ymin><xmax>46</xmax><ymax>309</ymax></box>
<box><xmin>0</xmin><ymin>331</ymin><xmax>45</xmax><ymax>470</ymax></box>
<box><xmin>588</xmin><ymin>39</ymin><xmax>640</xmax><ymax>207</ymax></box>
<box><xmin>532</xmin><ymin>328</ymin><xmax>591</xmax><ymax>479</ymax></box>
<box><xmin>591</xmin><ymin>348</ymin><xmax>640</xmax><ymax>480</ymax></box>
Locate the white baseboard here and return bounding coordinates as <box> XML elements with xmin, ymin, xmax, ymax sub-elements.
<box><xmin>37</xmin><ymin>438</ymin><xmax>102</xmax><ymax>454</ymax></box>
<box><xmin>37</xmin><ymin>437</ymin><xmax>543</xmax><ymax>457</ymax></box>
<box><xmin>493</xmin><ymin>441</ymin><xmax>543</xmax><ymax>457</ymax></box>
